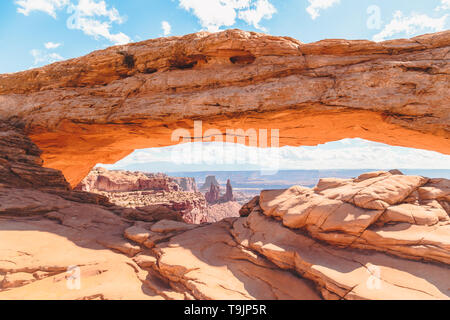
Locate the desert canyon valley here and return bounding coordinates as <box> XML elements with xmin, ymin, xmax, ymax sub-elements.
<box><xmin>0</xmin><ymin>29</ymin><xmax>449</xmax><ymax>300</ymax></box>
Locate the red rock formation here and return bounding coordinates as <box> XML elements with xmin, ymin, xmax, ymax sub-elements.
<box><xmin>222</xmin><ymin>179</ymin><xmax>234</xmax><ymax>202</ymax></box>
<box><xmin>75</xmin><ymin>168</ymin><xmax>240</xmax><ymax>224</ymax></box>
<box><xmin>171</xmin><ymin>176</ymin><xmax>198</xmax><ymax>192</ymax></box>
<box><xmin>203</xmin><ymin>201</ymin><xmax>242</xmax><ymax>223</ymax></box>
<box><xmin>0</xmin><ymin>122</ymin><xmax>110</xmax><ymax>206</ymax></box>
<box><xmin>205</xmin><ymin>183</ymin><xmax>220</xmax><ymax>204</ymax></box>
<box><xmin>0</xmin><ymin>30</ymin><xmax>448</xmax><ymax>186</ymax></box>
<box><xmin>0</xmin><ymin>122</ymin><xmax>69</xmax><ymax>190</ymax></box>
<box><xmin>76</xmin><ymin>168</ymin><xmax>180</xmax><ymax>192</ymax></box>
<box><xmin>239</xmin><ymin>196</ymin><xmax>259</xmax><ymax>216</ymax></box>
<box><xmin>77</xmin><ymin>168</ymin><xmax>198</xmax><ymax>193</ymax></box>
<box><xmin>74</xmin><ymin>167</ymin><xmax>213</xmax><ymax>223</ymax></box>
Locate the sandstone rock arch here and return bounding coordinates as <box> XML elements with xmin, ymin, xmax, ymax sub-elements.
<box><xmin>0</xmin><ymin>29</ymin><xmax>448</xmax><ymax>187</ymax></box>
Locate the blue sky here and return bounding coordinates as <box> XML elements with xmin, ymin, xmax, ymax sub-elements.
<box><xmin>1</xmin><ymin>0</ymin><xmax>449</xmax><ymax>171</ymax></box>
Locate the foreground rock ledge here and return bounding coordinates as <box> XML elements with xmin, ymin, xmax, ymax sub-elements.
<box><xmin>0</xmin><ymin>125</ymin><xmax>448</xmax><ymax>300</ymax></box>
<box><xmin>1</xmin><ymin>170</ymin><xmax>448</xmax><ymax>299</ymax></box>
<box><xmin>0</xmin><ymin>29</ymin><xmax>449</xmax><ymax>186</ymax></box>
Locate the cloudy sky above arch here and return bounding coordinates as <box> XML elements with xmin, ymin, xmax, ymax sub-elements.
<box><xmin>1</xmin><ymin>0</ymin><xmax>449</xmax><ymax>72</ymax></box>
<box><xmin>1</xmin><ymin>0</ymin><xmax>449</xmax><ymax>171</ymax></box>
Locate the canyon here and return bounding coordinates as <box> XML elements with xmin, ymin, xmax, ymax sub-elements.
<box><xmin>75</xmin><ymin>167</ymin><xmax>242</xmax><ymax>224</ymax></box>
<box><xmin>0</xmin><ymin>29</ymin><xmax>449</xmax><ymax>300</ymax></box>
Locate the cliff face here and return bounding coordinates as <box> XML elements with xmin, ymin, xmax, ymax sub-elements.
<box><xmin>76</xmin><ymin>168</ymin><xmax>180</xmax><ymax>192</ymax></box>
<box><xmin>0</xmin><ymin>29</ymin><xmax>448</xmax><ymax>186</ymax></box>
<box><xmin>75</xmin><ymin>167</ymin><xmax>239</xmax><ymax>224</ymax></box>
<box><xmin>171</xmin><ymin>177</ymin><xmax>198</xmax><ymax>192</ymax></box>
<box><xmin>0</xmin><ymin>122</ymin><xmax>69</xmax><ymax>190</ymax></box>
<box><xmin>76</xmin><ymin>168</ymin><xmax>209</xmax><ymax>223</ymax></box>
<box><xmin>205</xmin><ymin>184</ymin><xmax>221</xmax><ymax>204</ymax></box>
<box><xmin>77</xmin><ymin>168</ymin><xmax>197</xmax><ymax>193</ymax></box>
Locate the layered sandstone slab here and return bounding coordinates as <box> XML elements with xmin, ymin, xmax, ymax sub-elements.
<box><xmin>152</xmin><ymin>220</ymin><xmax>321</xmax><ymax>300</ymax></box>
<box><xmin>0</xmin><ymin>182</ymin><xmax>320</xmax><ymax>300</ymax></box>
<box><xmin>232</xmin><ymin>211</ymin><xmax>449</xmax><ymax>300</ymax></box>
<box><xmin>251</xmin><ymin>171</ymin><xmax>450</xmax><ymax>264</ymax></box>
<box><xmin>0</xmin><ymin>30</ymin><xmax>448</xmax><ymax>186</ymax></box>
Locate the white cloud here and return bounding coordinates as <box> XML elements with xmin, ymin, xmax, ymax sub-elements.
<box><xmin>179</xmin><ymin>0</ymin><xmax>248</xmax><ymax>32</ymax></box>
<box><xmin>161</xmin><ymin>20</ymin><xmax>172</xmax><ymax>36</ymax></box>
<box><xmin>306</xmin><ymin>0</ymin><xmax>340</xmax><ymax>20</ymax></box>
<box><xmin>238</xmin><ymin>0</ymin><xmax>276</xmax><ymax>31</ymax></box>
<box><xmin>66</xmin><ymin>0</ymin><xmax>130</xmax><ymax>44</ymax></box>
<box><xmin>69</xmin><ymin>0</ymin><xmax>124</xmax><ymax>22</ymax></box>
<box><xmin>278</xmin><ymin>140</ymin><xmax>450</xmax><ymax>170</ymax></box>
<box><xmin>436</xmin><ymin>0</ymin><xmax>450</xmax><ymax>11</ymax></box>
<box><xmin>101</xmin><ymin>139</ymin><xmax>450</xmax><ymax>171</ymax></box>
<box><xmin>178</xmin><ymin>0</ymin><xmax>275</xmax><ymax>32</ymax></box>
<box><xmin>44</xmin><ymin>41</ymin><xmax>62</xmax><ymax>49</ymax></box>
<box><xmin>30</xmin><ymin>49</ymin><xmax>64</xmax><ymax>65</ymax></box>
<box><xmin>373</xmin><ymin>11</ymin><xmax>448</xmax><ymax>42</ymax></box>
<box><xmin>31</xmin><ymin>40</ymin><xmax>64</xmax><ymax>67</ymax></box>
<box><xmin>15</xmin><ymin>0</ymin><xmax>70</xmax><ymax>18</ymax></box>
<box><xmin>15</xmin><ymin>0</ymin><xmax>130</xmax><ymax>45</ymax></box>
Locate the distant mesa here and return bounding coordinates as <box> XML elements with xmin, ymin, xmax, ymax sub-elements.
<box><xmin>76</xmin><ymin>167</ymin><xmax>197</xmax><ymax>193</ymax></box>
<box><xmin>200</xmin><ymin>175</ymin><xmax>220</xmax><ymax>192</ymax></box>
<box><xmin>172</xmin><ymin>176</ymin><xmax>198</xmax><ymax>193</ymax></box>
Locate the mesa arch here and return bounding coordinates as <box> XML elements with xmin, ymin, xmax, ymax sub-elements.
<box><xmin>0</xmin><ymin>29</ymin><xmax>448</xmax><ymax>187</ymax></box>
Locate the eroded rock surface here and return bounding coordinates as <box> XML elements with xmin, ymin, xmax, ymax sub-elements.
<box><xmin>254</xmin><ymin>171</ymin><xmax>450</xmax><ymax>264</ymax></box>
<box><xmin>77</xmin><ymin>167</ymin><xmax>198</xmax><ymax>193</ymax></box>
<box><xmin>1</xmin><ymin>164</ymin><xmax>448</xmax><ymax>299</ymax></box>
<box><xmin>0</xmin><ymin>122</ymin><xmax>69</xmax><ymax>190</ymax></box>
<box><xmin>232</xmin><ymin>211</ymin><xmax>449</xmax><ymax>300</ymax></box>
<box><xmin>76</xmin><ymin>167</ymin><xmax>182</xmax><ymax>192</ymax></box>
<box><xmin>0</xmin><ymin>30</ymin><xmax>448</xmax><ymax>186</ymax></box>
